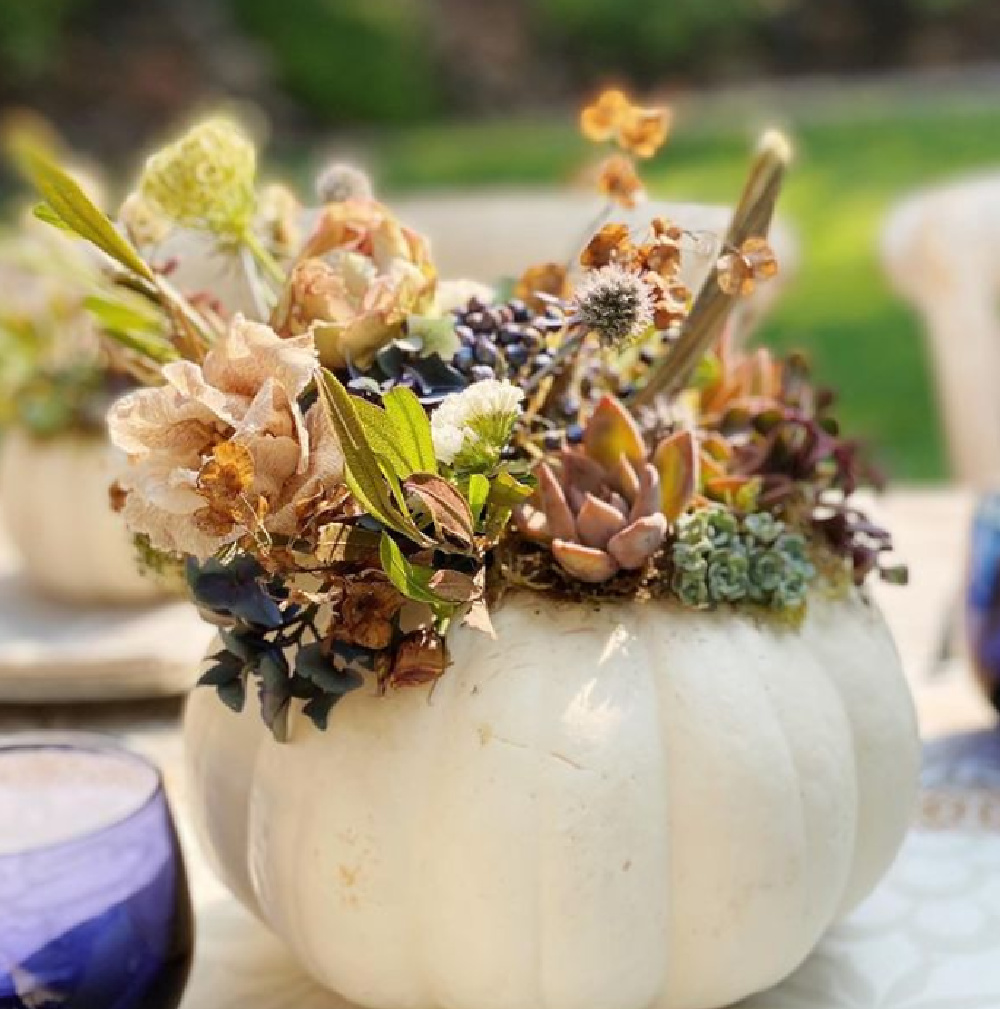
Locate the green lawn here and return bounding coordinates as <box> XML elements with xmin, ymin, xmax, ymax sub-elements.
<box><xmin>366</xmin><ymin>101</ymin><xmax>1000</xmax><ymax>480</ymax></box>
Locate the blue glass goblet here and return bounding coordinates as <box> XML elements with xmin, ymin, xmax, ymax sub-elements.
<box><xmin>0</xmin><ymin>736</ymin><xmax>193</xmax><ymax>1009</ymax></box>
<box><xmin>966</xmin><ymin>491</ymin><xmax>1000</xmax><ymax>714</ymax></box>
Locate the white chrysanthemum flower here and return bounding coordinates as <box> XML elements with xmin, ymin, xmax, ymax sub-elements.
<box><xmin>315</xmin><ymin>162</ymin><xmax>373</xmax><ymax>204</ymax></box>
<box><xmin>573</xmin><ymin>263</ymin><xmax>654</xmax><ymax>346</ymax></box>
<box><xmin>432</xmin><ymin>379</ymin><xmax>524</xmax><ymax>469</ymax></box>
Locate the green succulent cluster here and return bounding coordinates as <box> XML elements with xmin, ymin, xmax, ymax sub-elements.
<box><xmin>671</xmin><ymin>505</ymin><xmax>815</xmax><ymax>611</ymax></box>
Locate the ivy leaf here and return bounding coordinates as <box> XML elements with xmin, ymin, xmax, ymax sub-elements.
<box><xmin>379</xmin><ymin>533</ymin><xmax>455</xmax><ymax>609</ymax></box>
<box><xmin>216</xmin><ymin>678</ymin><xmax>247</xmax><ymax>713</ymax></box>
<box><xmin>258</xmin><ymin>648</ymin><xmax>292</xmax><ymax>741</ymax></box>
<box><xmin>319</xmin><ymin>370</ymin><xmax>429</xmax><ymax>545</ymax></box>
<box><xmin>382</xmin><ymin>386</ymin><xmax>437</xmax><ymax>474</ymax></box>
<box><xmin>296</xmin><ymin>641</ymin><xmax>368</xmax><ymax>695</ymax></box>
<box><xmin>302</xmin><ymin>695</ymin><xmax>337</xmax><ymax>732</ymax></box>
<box><xmin>186</xmin><ymin>556</ymin><xmax>284</xmax><ymax>629</ymax></box>
<box><xmin>404</xmin><ymin>473</ymin><xmax>475</xmax><ymax>550</ymax></box>
<box><xmin>199</xmin><ymin>649</ymin><xmax>244</xmax><ymax>686</ymax></box>
<box><xmin>14</xmin><ymin>140</ymin><xmax>156</xmax><ymax>283</ymax></box>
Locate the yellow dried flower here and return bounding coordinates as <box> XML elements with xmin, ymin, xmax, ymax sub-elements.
<box><xmin>597</xmin><ymin>155</ymin><xmax>646</xmax><ymax>209</ymax></box>
<box><xmin>716</xmin><ymin>237</ymin><xmax>779</xmax><ymax>297</ymax></box>
<box><xmin>580</xmin><ymin>89</ymin><xmax>631</xmax><ymax>142</ymax></box>
<box><xmin>580</xmin><ymin>222</ymin><xmax>633</xmax><ymax>269</ymax></box>
<box><xmin>513</xmin><ymin>262</ymin><xmax>571</xmax><ymax>312</ymax></box>
<box><xmin>617</xmin><ymin>106</ymin><xmax>671</xmax><ymax>159</ymax></box>
<box><xmin>139</xmin><ymin>117</ymin><xmax>257</xmax><ymax>242</ymax></box>
<box><xmin>580</xmin><ymin>88</ymin><xmax>671</xmax><ymax>159</ymax></box>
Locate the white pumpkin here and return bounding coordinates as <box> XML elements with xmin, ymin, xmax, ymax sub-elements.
<box><xmin>185</xmin><ymin>588</ymin><xmax>919</xmax><ymax>1009</ymax></box>
<box><xmin>0</xmin><ymin>428</ymin><xmax>167</xmax><ymax>605</ymax></box>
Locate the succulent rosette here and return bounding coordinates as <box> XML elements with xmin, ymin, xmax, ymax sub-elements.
<box><xmin>15</xmin><ymin>92</ymin><xmax>905</xmax><ymax>739</ymax></box>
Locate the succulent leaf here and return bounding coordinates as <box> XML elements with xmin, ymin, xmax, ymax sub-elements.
<box><xmin>582</xmin><ymin>395</ymin><xmax>646</xmax><ymax>473</ymax></box>
<box><xmin>653</xmin><ymin>429</ymin><xmax>699</xmax><ymax>520</ymax></box>
<box><xmin>608</xmin><ymin>513</ymin><xmax>667</xmax><ymax>570</ymax></box>
<box><xmin>552</xmin><ymin>539</ymin><xmax>620</xmax><ymax>583</ymax></box>
<box><xmin>576</xmin><ymin>494</ymin><xmax>629</xmax><ymax>549</ymax></box>
<box><xmin>537</xmin><ymin>463</ymin><xmax>577</xmax><ymax>541</ymax></box>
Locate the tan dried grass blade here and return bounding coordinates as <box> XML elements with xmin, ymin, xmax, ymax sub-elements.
<box><xmin>629</xmin><ymin>130</ymin><xmax>792</xmax><ymax>410</ymax></box>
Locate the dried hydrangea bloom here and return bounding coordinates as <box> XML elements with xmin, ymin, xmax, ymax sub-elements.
<box><xmin>597</xmin><ymin>154</ymin><xmax>646</xmax><ymax>209</ymax></box>
<box><xmin>431</xmin><ymin>378</ymin><xmax>524</xmax><ymax>469</ymax></box>
<box><xmin>108</xmin><ymin>315</ymin><xmax>344</xmax><ymax>559</ymax></box>
<box><xmin>139</xmin><ymin>117</ymin><xmax>257</xmax><ymax>242</ymax></box>
<box><xmin>272</xmin><ymin>199</ymin><xmax>436</xmax><ymax>369</ymax></box>
<box><xmin>118</xmin><ymin>192</ymin><xmax>171</xmax><ymax>247</ymax></box>
<box><xmin>580</xmin><ymin>223</ymin><xmax>633</xmax><ymax>269</ymax></box>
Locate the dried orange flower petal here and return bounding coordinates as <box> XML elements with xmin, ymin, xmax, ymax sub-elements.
<box><xmin>597</xmin><ymin>154</ymin><xmax>646</xmax><ymax>209</ymax></box>
<box><xmin>635</xmin><ymin>218</ymin><xmax>684</xmax><ymax>278</ymax></box>
<box><xmin>644</xmin><ymin>272</ymin><xmax>690</xmax><ymax>329</ymax></box>
<box><xmin>580</xmin><ymin>88</ymin><xmax>630</xmax><ymax>142</ymax></box>
<box><xmin>580</xmin><ymin>222</ymin><xmax>633</xmax><ymax>269</ymax></box>
<box><xmin>716</xmin><ymin>237</ymin><xmax>779</xmax><ymax>297</ymax></box>
<box><xmin>617</xmin><ymin>105</ymin><xmax>671</xmax><ymax>159</ymax></box>
<box><xmin>514</xmin><ymin>262</ymin><xmax>571</xmax><ymax>312</ymax></box>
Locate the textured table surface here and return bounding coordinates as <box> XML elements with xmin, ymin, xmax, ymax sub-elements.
<box><xmin>1</xmin><ymin>486</ymin><xmax>998</xmax><ymax>1008</ymax></box>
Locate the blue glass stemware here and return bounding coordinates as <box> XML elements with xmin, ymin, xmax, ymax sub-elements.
<box><xmin>0</xmin><ymin>736</ymin><xmax>193</xmax><ymax>1009</ymax></box>
<box><xmin>966</xmin><ymin>493</ymin><xmax>1000</xmax><ymax>714</ymax></box>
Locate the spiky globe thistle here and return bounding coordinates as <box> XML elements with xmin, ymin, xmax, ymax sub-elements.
<box><xmin>572</xmin><ymin>264</ymin><xmax>654</xmax><ymax>347</ymax></box>
<box><xmin>315</xmin><ymin>162</ymin><xmax>373</xmax><ymax>204</ymax></box>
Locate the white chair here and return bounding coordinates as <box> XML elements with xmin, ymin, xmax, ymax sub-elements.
<box><xmin>395</xmin><ymin>189</ymin><xmax>797</xmax><ymax>335</ymax></box>
<box><xmin>882</xmin><ymin>175</ymin><xmax>1000</xmax><ymax>486</ymax></box>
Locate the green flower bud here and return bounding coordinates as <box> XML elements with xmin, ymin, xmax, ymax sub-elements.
<box><xmin>140</xmin><ymin>117</ymin><xmax>257</xmax><ymax>241</ymax></box>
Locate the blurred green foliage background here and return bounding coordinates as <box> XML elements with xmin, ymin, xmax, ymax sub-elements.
<box><xmin>2</xmin><ymin>0</ymin><xmax>1000</xmax><ymax>479</ymax></box>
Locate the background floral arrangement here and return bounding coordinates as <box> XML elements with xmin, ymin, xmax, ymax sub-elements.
<box><xmin>14</xmin><ymin>92</ymin><xmax>905</xmax><ymax>739</ymax></box>
<box><xmin>0</xmin><ymin>188</ymin><xmax>141</xmax><ymax>440</ymax></box>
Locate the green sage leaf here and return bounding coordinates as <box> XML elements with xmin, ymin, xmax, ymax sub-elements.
<box><xmin>319</xmin><ymin>370</ymin><xmax>428</xmax><ymax>545</ymax></box>
<box><xmin>467</xmin><ymin>473</ymin><xmax>490</xmax><ymax>524</ymax></box>
<box><xmin>378</xmin><ymin>532</ymin><xmax>454</xmax><ymax>609</ymax></box>
<box><xmin>15</xmin><ymin>141</ymin><xmax>156</xmax><ymax>283</ymax></box>
<box><xmin>382</xmin><ymin>385</ymin><xmax>437</xmax><ymax>474</ymax></box>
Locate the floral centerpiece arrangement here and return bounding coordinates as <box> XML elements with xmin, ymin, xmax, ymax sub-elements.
<box><xmin>0</xmin><ymin>185</ymin><xmax>176</xmax><ymax>604</ymax></box>
<box><xmin>19</xmin><ymin>94</ymin><xmax>919</xmax><ymax>1009</ymax></box>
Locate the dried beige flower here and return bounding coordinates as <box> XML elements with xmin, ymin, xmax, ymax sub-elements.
<box><xmin>108</xmin><ymin>316</ymin><xmax>344</xmax><ymax>559</ymax></box>
<box><xmin>272</xmin><ymin>199</ymin><xmax>436</xmax><ymax>369</ymax></box>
